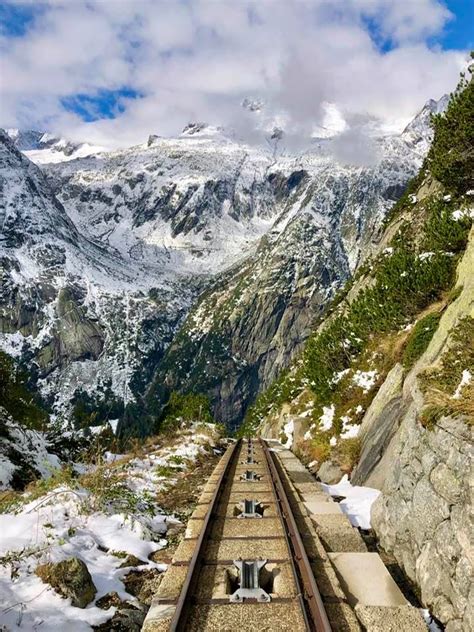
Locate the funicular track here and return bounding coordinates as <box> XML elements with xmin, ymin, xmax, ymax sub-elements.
<box><xmin>160</xmin><ymin>438</ymin><xmax>332</xmax><ymax>632</ymax></box>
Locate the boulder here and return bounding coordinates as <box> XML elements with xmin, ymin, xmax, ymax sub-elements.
<box><xmin>317</xmin><ymin>460</ymin><xmax>344</xmax><ymax>485</ymax></box>
<box><xmin>36</xmin><ymin>557</ymin><xmax>96</xmax><ymax>608</ymax></box>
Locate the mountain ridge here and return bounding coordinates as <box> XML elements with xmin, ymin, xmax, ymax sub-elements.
<box><xmin>0</xmin><ymin>94</ymin><xmax>447</xmax><ymax>432</ymax></box>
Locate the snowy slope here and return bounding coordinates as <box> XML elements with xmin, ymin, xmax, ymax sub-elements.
<box><xmin>6</xmin><ymin>128</ymin><xmax>106</xmax><ymax>164</ymax></box>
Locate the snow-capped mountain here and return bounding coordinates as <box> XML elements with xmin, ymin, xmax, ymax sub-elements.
<box><xmin>5</xmin><ymin>128</ymin><xmax>106</xmax><ymax>164</ymax></box>
<box><xmin>400</xmin><ymin>94</ymin><xmax>450</xmax><ymax>154</ymax></box>
<box><xmin>0</xmin><ymin>95</ymin><xmax>446</xmax><ymax>431</ymax></box>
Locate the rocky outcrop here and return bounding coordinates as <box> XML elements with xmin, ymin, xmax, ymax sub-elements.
<box><xmin>36</xmin><ymin>287</ymin><xmax>104</xmax><ymax>372</ymax></box>
<box><xmin>351</xmin><ymin>363</ymin><xmax>405</xmax><ymax>488</ymax></box>
<box><xmin>36</xmin><ymin>557</ymin><xmax>97</xmax><ymax>607</ymax></box>
<box><xmin>316</xmin><ymin>460</ymin><xmax>345</xmax><ymax>484</ymax></box>
<box><xmin>366</xmin><ymin>226</ymin><xmax>474</xmax><ymax>631</ymax></box>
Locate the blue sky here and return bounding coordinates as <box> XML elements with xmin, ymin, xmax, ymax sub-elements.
<box><xmin>363</xmin><ymin>0</ymin><xmax>473</xmax><ymax>53</ymax></box>
<box><xmin>60</xmin><ymin>88</ymin><xmax>143</xmax><ymax>123</ymax></box>
<box><xmin>438</xmin><ymin>0</ymin><xmax>474</xmax><ymax>49</ymax></box>
<box><xmin>0</xmin><ymin>1</ymin><xmax>471</xmax><ymax>147</ymax></box>
<box><xmin>0</xmin><ymin>2</ymin><xmax>40</xmax><ymax>37</ymax></box>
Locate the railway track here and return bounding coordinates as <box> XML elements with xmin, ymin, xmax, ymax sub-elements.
<box><xmin>143</xmin><ymin>438</ymin><xmax>332</xmax><ymax>631</ymax></box>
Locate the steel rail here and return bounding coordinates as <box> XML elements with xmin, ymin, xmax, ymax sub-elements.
<box><xmin>260</xmin><ymin>439</ymin><xmax>332</xmax><ymax>632</ymax></box>
<box><xmin>168</xmin><ymin>438</ymin><xmax>241</xmax><ymax>631</ymax></box>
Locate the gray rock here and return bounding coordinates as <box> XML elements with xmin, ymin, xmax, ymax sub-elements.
<box><xmin>454</xmin><ymin>557</ymin><xmax>472</xmax><ymax>598</ymax></box>
<box><xmin>432</xmin><ymin>595</ymin><xmax>456</xmax><ymax>624</ymax></box>
<box><xmin>317</xmin><ymin>460</ymin><xmax>345</xmax><ymax>484</ymax></box>
<box><xmin>36</xmin><ymin>557</ymin><xmax>96</xmax><ymax>608</ymax></box>
<box><xmin>354</xmin><ymin>605</ymin><xmax>427</xmax><ymax>631</ymax></box>
<box><xmin>410</xmin><ymin>477</ymin><xmax>450</xmax><ymax>548</ymax></box>
<box><xmin>365</xmin><ymin>229</ymin><xmax>474</xmax><ymax>630</ymax></box>
<box><xmin>351</xmin><ymin>364</ymin><xmax>405</xmax><ymax>487</ymax></box>
<box><xmin>430</xmin><ymin>463</ymin><xmax>463</xmax><ymax>504</ymax></box>
<box><xmin>463</xmin><ymin>585</ymin><xmax>474</xmax><ymax>632</ymax></box>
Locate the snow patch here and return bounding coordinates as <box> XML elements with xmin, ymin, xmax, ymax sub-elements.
<box><xmin>331</xmin><ymin>369</ymin><xmax>350</xmax><ymax>385</ymax></box>
<box><xmin>452</xmin><ymin>207</ymin><xmax>474</xmax><ymax>221</ymax></box>
<box><xmin>0</xmin><ymin>423</ymin><xmax>222</xmax><ymax>628</ymax></box>
<box><xmin>282</xmin><ymin>419</ymin><xmax>294</xmax><ymax>448</ymax></box>
<box><xmin>322</xmin><ymin>475</ymin><xmax>380</xmax><ymax>530</ymax></box>
<box><xmin>319</xmin><ymin>405</ymin><xmax>335</xmax><ymax>431</ymax></box>
<box><xmin>453</xmin><ymin>369</ymin><xmax>471</xmax><ymax>399</ymax></box>
<box><xmin>352</xmin><ymin>370</ymin><xmax>378</xmax><ymax>392</ymax></box>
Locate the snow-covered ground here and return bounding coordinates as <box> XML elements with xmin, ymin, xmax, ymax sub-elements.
<box><xmin>322</xmin><ymin>475</ymin><xmax>381</xmax><ymax>530</ymax></box>
<box><xmin>0</xmin><ymin>422</ymin><xmax>223</xmax><ymax>630</ymax></box>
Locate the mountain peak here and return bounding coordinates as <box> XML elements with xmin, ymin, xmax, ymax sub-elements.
<box><xmin>181</xmin><ymin>122</ymin><xmax>208</xmax><ymax>135</ymax></box>
<box><xmin>401</xmin><ymin>93</ymin><xmax>449</xmax><ymax>153</ymax></box>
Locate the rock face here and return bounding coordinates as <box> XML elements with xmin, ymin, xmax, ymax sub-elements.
<box><xmin>367</xmin><ymin>228</ymin><xmax>474</xmax><ymax>631</ymax></box>
<box><xmin>351</xmin><ymin>363</ymin><xmax>405</xmax><ymax>488</ymax></box>
<box><xmin>36</xmin><ymin>557</ymin><xmax>97</xmax><ymax>608</ymax></box>
<box><xmin>371</xmin><ymin>414</ymin><xmax>473</xmax><ymax>631</ymax></box>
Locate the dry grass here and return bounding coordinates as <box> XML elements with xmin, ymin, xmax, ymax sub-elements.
<box><xmin>422</xmin><ymin>384</ymin><xmax>474</xmax><ymax>428</ymax></box>
<box><xmin>155</xmin><ymin>449</ymin><xmax>222</xmax><ymax>521</ymax></box>
<box><xmin>333</xmin><ymin>438</ymin><xmax>362</xmax><ymax>473</ymax></box>
<box><xmin>297</xmin><ymin>438</ymin><xmax>331</xmax><ymax>466</ymax></box>
<box><xmin>419</xmin><ymin>316</ymin><xmax>474</xmax><ymax>428</ymax></box>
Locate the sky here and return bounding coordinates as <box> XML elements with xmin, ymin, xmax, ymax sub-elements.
<box><xmin>0</xmin><ymin>0</ymin><xmax>472</xmax><ymax>150</ymax></box>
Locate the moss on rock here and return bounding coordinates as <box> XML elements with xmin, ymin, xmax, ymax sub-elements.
<box><xmin>36</xmin><ymin>557</ymin><xmax>96</xmax><ymax>608</ymax></box>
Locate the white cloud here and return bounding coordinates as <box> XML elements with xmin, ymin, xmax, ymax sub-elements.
<box><xmin>0</xmin><ymin>0</ymin><xmax>467</xmax><ymax>150</ymax></box>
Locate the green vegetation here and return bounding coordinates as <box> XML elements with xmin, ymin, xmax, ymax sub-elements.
<box><xmin>403</xmin><ymin>313</ymin><xmax>442</xmax><ymax>368</ymax></box>
<box><xmin>302</xmin><ymin>205</ymin><xmax>462</xmax><ymax>403</ymax></box>
<box><xmin>422</xmin><ymin>197</ymin><xmax>471</xmax><ymax>253</ymax></box>
<box><xmin>0</xmin><ymin>351</ymin><xmax>48</xmax><ymax>430</ymax></box>
<box><xmin>154</xmin><ymin>464</ymin><xmax>177</xmax><ymax>477</ymax></box>
<box><xmin>71</xmin><ymin>381</ymin><xmax>124</xmax><ymax>430</ymax></box>
<box><xmin>428</xmin><ymin>65</ymin><xmax>474</xmax><ymax>195</ymax></box>
<box><xmin>383</xmin><ymin>163</ymin><xmax>428</xmax><ymax>227</ymax></box>
<box><xmin>168</xmin><ymin>455</ymin><xmax>185</xmax><ymax>465</ymax></box>
<box><xmin>80</xmin><ymin>464</ymin><xmax>155</xmax><ymax>515</ymax></box>
<box><xmin>157</xmin><ymin>391</ymin><xmax>215</xmax><ymax>433</ymax></box>
<box><xmin>244</xmin><ymin>185</ymin><xmax>471</xmax><ymax>436</ymax></box>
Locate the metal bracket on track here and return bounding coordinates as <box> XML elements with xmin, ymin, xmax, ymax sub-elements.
<box><xmin>237</xmin><ymin>499</ymin><xmax>263</xmax><ymax>518</ymax></box>
<box><xmin>229</xmin><ymin>559</ymin><xmax>270</xmax><ymax>602</ymax></box>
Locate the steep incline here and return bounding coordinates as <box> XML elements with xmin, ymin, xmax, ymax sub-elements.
<box><xmin>250</xmin><ymin>74</ymin><xmax>473</xmax><ymax>630</ymax></box>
